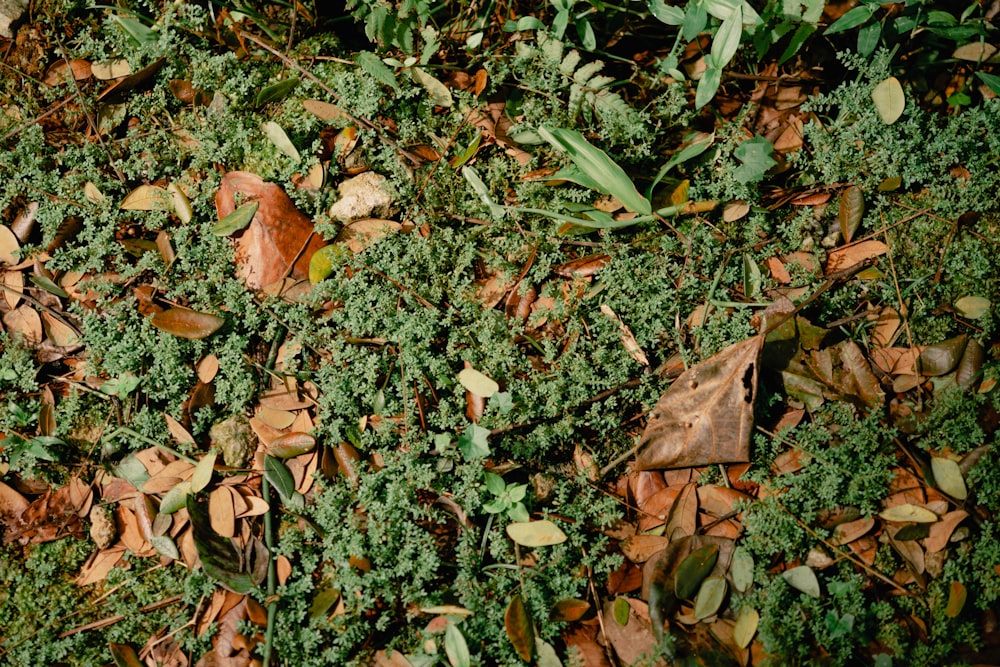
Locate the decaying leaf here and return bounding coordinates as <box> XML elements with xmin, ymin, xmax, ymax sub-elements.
<box><xmin>838</xmin><ymin>186</ymin><xmax>864</xmax><ymax>243</ymax></box>
<box><xmin>215</xmin><ymin>171</ymin><xmax>326</xmax><ymax>289</ymax></box>
<box><xmin>505</xmin><ymin>594</ymin><xmax>534</xmax><ymax>662</ymax></box>
<box><xmin>781</xmin><ymin>565</ymin><xmax>820</xmax><ymax>598</ymax></box>
<box><xmin>150</xmin><ymin>308</ymin><xmax>225</xmax><ymax>340</ymax></box>
<box><xmin>636</xmin><ymin>335</ymin><xmax>763</xmax><ymax>470</ymax></box>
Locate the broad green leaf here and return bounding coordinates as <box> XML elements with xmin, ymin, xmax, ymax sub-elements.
<box><xmin>682</xmin><ymin>1</ymin><xmax>708</xmax><ymax>40</ymax></box>
<box><xmin>410</xmin><ymin>67</ymin><xmax>453</xmax><ymax>107</ymax></box>
<box><xmin>458</xmin><ymin>367</ymin><xmax>499</xmax><ymax>398</ymax></box>
<box><xmin>115</xmin><ymin>454</ymin><xmax>150</xmax><ymax>488</ymax></box>
<box><xmin>931</xmin><ymin>457</ymin><xmax>967</xmax><ymax>500</ymax></box>
<box><xmin>648</xmin><ymin>0</ymin><xmax>685</xmax><ymax>25</ymax></box>
<box><xmin>976</xmin><ymin>71</ymin><xmax>1000</xmax><ymax>95</ymax></box>
<box><xmin>444</xmin><ymin>623</ymin><xmax>471</xmax><ymax>667</ymax></box>
<box><xmin>954</xmin><ymin>296</ymin><xmax>990</xmax><ymax>319</ymax></box>
<box><xmin>733</xmin><ymin>606</ymin><xmax>759</xmax><ymax>647</ymax></box>
<box><xmin>704</xmin><ymin>0</ymin><xmax>740</xmax><ymax>20</ymax></box>
<box><xmin>150</xmin><ymin>535</ymin><xmax>180</xmax><ymax>560</ymax></box>
<box><xmin>675</xmin><ymin>544</ymin><xmax>719</xmax><ymax>599</ymax></box>
<box><xmin>732</xmin><ymin>136</ymin><xmax>777</xmax><ymax>183</ymax></box>
<box><xmin>458</xmin><ymin>423</ymin><xmax>491</xmax><ymax>459</ymax></box>
<box><xmin>506</xmin><ymin>520</ymin><xmax>568</xmax><ymax>547</ymax></box>
<box><xmin>111</xmin><ymin>14</ymin><xmax>158</xmax><ymax>47</ymax></box>
<box><xmin>150</xmin><ymin>308</ymin><xmax>225</xmax><ymax>340</ymax></box>
<box><xmin>461</xmin><ymin>166</ymin><xmax>505</xmax><ymax>219</ymax></box>
<box><xmin>538</xmin><ymin>126</ymin><xmax>651</xmax><ymax>215</ymax></box>
<box><xmin>262</xmin><ymin>121</ymin><xmax>301</xmax><ymax>162</ymax></box>
<box><xmin>612</xmin><ymin>597</ymin><xmax>630</xmax><ymax>625</ymax></box>
<box><xmin>781</xmin><ymin>565</ymin><xmax>820</xmax><ymax>598</ymax></box>
<box><xmin>857</xmin><ymin>21</ymin><xmax>881</xmax><ymax>57</ymax></box>
<box><xmin>872</xmin><ymin>77</ymin><xmax>905</xmax><ymax>124</ymax></box>
<box><xmin>309</xmin><ymin>244</ymin><xmax>349</xmax><ymax>283</ymax></box>
<box><xmin>535</xmin><ymin>638</ymin><xmax>563</xmax><ymax>667</ymax></box>
<box><xmin>264</xmin><ymin>454</ymin><xmax>303</xmax><ymax>509</ymax></box>
<box><xmin>712</xmin><ymin>5</ymin><xmax>743</xmax><ymax>69</ymax></box>
<box><xmin>693</xmin><ymin>576</ymin><xmax>728</xmax><ymax>620</ymax></box>
<box><xmin>824</xmin><ymin>5</ymin><xmax>873</xmax><ymax>34</ymax></box>
<box><xmin>779</xmin><ymin>24</ymin><xmax>817</xmax><ymax>64</ymax></box>
<box><xmin>484</xmin><ymin>472</ymin><xmax>507</xmax><ymax>496</ymax></box>
<box><xmin>356</xmin><ymin>52</ymin><xmax>400</xmax><ymax>92</ymax></box>
<box><xmin>255</xmin><ymin>77</ymin><xmax>299</xmax><ymax>107</ymax></box>
<box><xmin>190</xmin><ymin>453</ymin><xmax>216</xmax><ymax>493</ymax></box>
<box><xmin>731</xmin><ymin>546</ymin><xmax>754</xmax><ymax>592</ymax></box>
<box><xmin>695</xmin><ymin>65</ymin><xmax>722</xmax><ymax>109</ymax></box>
<box><xmin>309</xmin><ymin>585</ymin><xmax>341</xmax><ymax>619</ymax></box>
<box><xmin>505</xmin><ymin>594</ymin><xmax>534</xmax><ymax>662</ymax></box>
<box><xmin>211</xmin><ymin>202</ymin><xmax>258</xmax><ymax>237</ymax></box>
<box><xmin>880</xmin><ymin>503</ymin><xmax>938</xmax><ymax>523</ymax></box>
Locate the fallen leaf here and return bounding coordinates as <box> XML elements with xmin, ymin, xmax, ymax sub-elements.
<box><xmin>600</xmin><ymin>305</ymin><xmax>650</xmax><ymax>367</ymax></box>
<box><xmin>601</xmin><ymin>599</ymin><xmax>658</xmax><ymax>666</ymax></box>
<box><xmin>215</xmin><ymin>172</ymin><xmax>326</xmax><ymax>289</ymax></box>
<box><xmin>120</xmin><ymin>184</ymin><xmax>171</xmax><ymax>211</ymax></box>
<box><xmin>150</xmin><ymin>308</ymin><xmax>225</xmax><ymax>340</ymax></box>
<box><xmin>636</xmin><ymin>335</ymin><xmax>763</xmax><ymax>470</ymax></box>
<box><xmin>505</xmin><ymin>594</ymin><xmax>534</xmax><ymax>662</ymax></box>
<box><xmin>550</xmin><ymin>598</ymin><xmax>590</xmax><ymax>622</ymax></box>
<box><xmin>733</xmin><ymin>606</ymin><xmax>759</xmax><ymax>648</ymax></box>
<box><xmin>872</xmin><ymin>76</ymin><xmax>905</xmax><ymax>124</ymax></box>
<box><xmin>457</xmin><ymin>366</ymin><xmax>499</xmax><ymax>398</ymax></box>
<box><xmin>838</xmin><ymin>186</ymin><xmax>864</xmax><ymax>243</ymax></box>
<box><xmin>880</xmin><ymin>504</ymin><xmax>938</xmax><ymax>523</ymax></box>
<box><xmin>781</xmin><ymin>565</ymin><xmax>820</xmax><ymax>598</ymax></box>
<box><xmin>506</xmin><ymin>520</ymin><xmax>567</xmax><ymax>547</ymax></box>
<box><xmin>825</xmin><ymin>240</ymin><xmax>888</xmax><ymax>273</ymax></box>
<box><xmin>930</xmin><ymin>457</ymin><xmax>967</xmax><ymax>500</ymax></box>
<box><xmin>620</xmin><ymin>534</ymin><xmax>670</xmax><ymax>563</ymax></box>
<box><xmin>694</xmin><ymin>576</ymin><xmax>728</xmax><ymax>620</ymax></box>
<box><xmin>926</xmin><ymin>510</ymin><xmax>968</xmax><ymax>553</ymax></box>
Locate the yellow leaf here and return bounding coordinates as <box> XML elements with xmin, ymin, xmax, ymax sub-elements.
<box><xmin>931</xmin><ymin>457</ymin><xmax>967</xmax><ymax>500</ymax></box>
<box><xmin>457</xmin><ymin>367</ymin><xmax>499</xmax><ymax>398</ymax></box>
<box><xmin>880</xmin><ymin>503</ymin><xmax>938</xmax><ymax>523</ymax></box>
<box><xmin>872</xmin><ymin>77</ymin><xmax>905</xmax><ymax>125</ymax></box>
<box><xmin>505</xmin><ymin>520</ymin><xmax>567</xmax><ymax>547</ymax></box>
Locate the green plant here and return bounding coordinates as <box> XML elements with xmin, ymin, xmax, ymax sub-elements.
<box><xmin>482</xmin><ymin>471</ymin><xmax>530</xmax><ymax>523</ymax></box>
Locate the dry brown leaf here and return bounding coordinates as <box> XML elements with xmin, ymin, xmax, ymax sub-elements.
<box><xmin>637</xmin><ymin>485</ymin><xmax>680</xmax><ymax>532</ymax></box>
<box><xmin>621</xmin><ymin>534</ymin><xmax>670</xmax><ymax>563</ymax></box>
<box><xmin>216</xmin><ymin>171</ymin><xmax>326</xmax><ymax>289</ymax></box>
<box><xmin>0</xmin><ymin>479</ymin><xmax>29</xmax><ymax>518</ymax></box>
<box><xmin>209</xmin><ymin>487</ymin><xmax>236</xmax><ymax>538</ymax></box>
<box><xmin>636</xmin><ymin>335</ymin><xmax>763</xmax><ymax>470</ymax></box>
<box><xmin>165</xmin><ymin>414</ymin><xmax>196</xmax><ymax>446</ymax></box>
<box><xmin>926</xmin><ymin>510</ymin><xmax>969</xmax><ymax>553</ymax></box>
<box><xmin>832</xmin><ymin>517</ymin><xmax>875</xmax><ymax>545</ymax></box>
<box><xmin>601</xmin><ymin>305</ymin><xmax>650</xmax><ymax>367</ymax></box>
<box><xmin>2</xmin><ymin>269</ymin><xmax>23</xmax><ymax>308</ymax></box>
<box><xmin>197</xmin><ymin>355</ymin><xmax>220</xmax><ymax>383</ymax></box>
<box><xmin>826</xmin><ymin>240</ymin><xmax>889</xmax><ymax>274</ymax></box>
<box><xmin>696</xmin><ymin>485</ymin><xmax>749</xmax><ymax>516</ymax></box>
<box><xmin>601</xmin><ymin>599</ymin><xmax>661</xmax><ymax>666</ymax></box>
<box><xmin>563</xmin><ymin>621</ymin><xmax>612</xmax><ymax>667</ymax></box>
<box><xmin>76</xmin><ymin>545</ymin><xmax>126</xmax><ymax>586</ymax></box>
<box><xmin>664</xmin><ymin>482</ymin><xmax>699</xmax><ymax>540</ymax></box>
<box><xmin>40</xmin><ymin>311</ymin><xmax>80</xmax><ymax>347</ymax></box>
<box><xmin>3</xmin><ymin>305</ymin><xmax>43</xmax><ymax>345</ymax></box>
<box><xmin>339</xmin><ymin>218</ymin><xmax>402</xmax><ymax>254</ymax></box>
<box><xmin>256</xmin><ymin>406</ymin><xmax>296</xmax><ymax>430</ymax></box>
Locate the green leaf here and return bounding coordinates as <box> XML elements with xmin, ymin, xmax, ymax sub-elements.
<box><xmin>309</xmin><ymin>244</ymin><xmax>350</xmax><ymax>284</ymax></box>
<box><xmin>648</xmin><ymin>132</ymin><xmax>714</xmax><ymax>197</ymax></box>
<box><xmin>410</xmin><ymin>67</ymin><xmax>453</xmax><ymax>107</ymax></box>
<box><xmin>613</xmin><ymin>597</ymin><xmax>630</xmax><ymax>625</ymax></box>
<box><xmin>976</xmin><ymin>71</ymin><xmax>1000</xmax><ymax>95</ymax></box>
<box><xmin>484</xmin><ymin>472</ymin><xmax>506</xmax><ymax>496</ymax></box>
<box><xmin>264</xmin><ymin>455</ymin><xmax>302</xmax><ymax>509</ymax></box>
<box><xmin>648</xmin><ymin>0</ymin><xmax>685</xmax><ymax>25</ymax></box>
<box><xmin>150</xmin><ymin>535</ymin><xmax>180</xmax><ymax>560</ymax></box>
<box><xmin>190</xmin><ymin>453</ymin><xmax>216</xmax><ymax>494</ymax></box>
<box><xmin>159</xmin><ymin>481</ymin><xmax>190</xmax><ymax>514</ymax></box>
<box><xmin>694</xmin><ymin>576</ymin><xmax>728</xmax><ymax>620</ymax></box>
<box><xmin>682</xmin><ymin>0</ymin><xmax>708</xmax><ymax>39</ymax></box>
<box><xmin>695</xmin><ymin>64</ymin><xmax>723</xmax><ymax>109</ymax></box>
<box><xmin>461</xmin><ymin>166</ymin><xmax>505</xmax><ymax>219</ymax></box>
<box><xmin>508</xmin><ymin>502</ymin><xmax>530</xmax><ymax>523</ymax></box>
<box><xmin>675</xmin><ymin>544</ymin><xmax>719</xmax><ymax>599</ymax></box>
<box><xmin>931</xmin><ymin>457</ymin><xmax>967</xmax><ymax>500</ymax></box>
<box><xmin>535</xmin><ymin>638</ymin><xmax>563</xmax><ymax>667</ymax></box>
<box><xmin>781</xmin><ymin>565</ymin><xmax>821</xmax><ymax>598</ymax></box>
<box><xmin>732</xmin><ymin>136</ymin><xmax>777</xmax><ymax>183</ymax></box>
<box><xmin>824</xmin><ymin>5</ymin><xmax>873</xmax><ymax>35</ymax></box>
<box><xmin>954</xmin><ymin>295</ymin><xmax>991</xmax><ymax>319</ymax></box>
<box><xmin>872</xmin><ymin>77</ymin><xmax>905</xmax><ymax>124</ymax></box>
<box><xmin>505</xmin><ymin>594</ymin><xmax>534</xmax><ymax>662</ymax></box>
<box><xmin>733</xmin><ymin>606</ymin><xmax>759</xmax><ymax>647</ymax></box>
<box><xmin>880</xmin><ymin>503</ymin><xmax>939</xmax><ymax>523</ymax></box>
<box><xmin>255</xmin><ymin>77</ymin><xmax>299</xmax><ymax>107</ymax></box>
<box><xmin>857</xmin><ymin>21</ymin><xmax>881</xmax><ymax>57</ymax></box>
<box><xmin>712</xmin><ymin>5</ymin><xmax>743</xmax><ymax>69</ymax></box>
<box><xmin>111</xmin><ymin>15</ymin><xmax>158</xmax><ymax>47</ymax></box>
<box><xmin>356</xmin><ymin>52</ymin><xmax>400</xmax><ymax>92</ymax></box>
<box><xmin>538</xmin><ymin>126</ymin><xmax>651</xmax><ymax>214</ymax></box>
<box><xmin>262</xmin><ymin>121</ymin><xmax>301</xmax><ymax>162</ymax></box>
<box><xmin>444</xmin><ymin>623</ymin><xmax>471</xmax><ymax>667</ymax></box>
<box><xmin>731</xmin><ymin>546</ymin><xmax>754</xmax><ymax>592</ymax></box>
<box><xmin>458</xmin><ymin>423</ymin><xmax>490</xmax><ymax>460</ymax></box>
<box><xmin>779</xmin><ymin>24</ymin><xmax>817</xmax><ymax>64</ymax></box>
<box><xmin>742</xmin><ymin>253</ymin><xmax>762</xmax><ymax>299</ymax></box>
<box><xmin>211</xmin><ymin>202</ymin><xmax>259</xmax><ymax>237</ymax></box>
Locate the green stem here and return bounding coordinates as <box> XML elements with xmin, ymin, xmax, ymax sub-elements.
<box><xmin>261</xmin><ymin>474</ymin><xmax>278</xmax><ymax>667</ymax></box>
<box><xmin>107</xmin><ymin>427</ymin><xmax>197</xmax><ymax>464</ymax></box>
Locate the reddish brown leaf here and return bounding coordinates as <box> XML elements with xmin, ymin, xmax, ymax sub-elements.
<box><xmin>551</xmin><ymin>598</ymin><xmax>591</xmax><ymax>622</ymax></box>
<box><xmin>504</xmin><ymin>594</ymin><xmax>534</xmax><ymax>662</ymax></box>
<box><xmin>636</xmin><ymin>335</ymin><xmax>763</xmax><ymax>470</ymax></box>
<box><xmin>150</xmin><ymin>308</ymin><xmax>225</xmax><ymax>340</ymax></box>
<box><xmin>215</xmin><ymin>172</ymin><xmax>326</xmax><ymax>289</ymax></box>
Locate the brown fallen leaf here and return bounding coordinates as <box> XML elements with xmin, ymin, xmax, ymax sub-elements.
<box><xmin>825</xmin><ymin>240</ymin><xmax>888</xmax><ymax>274</ymax></box>
<box><xmin>636</xmin><ymin>335</ymin><xmax>763</xmax><ymax>470</ymax></box>
<box><xmin>216</xmin><ymin>171</ymin><xmax>327</xmax><ymax>289</ymax></box>
<box><xmin>150</xmin><ymin>308</ymin><xmax>225</xmax><ymax>340</ymax></box>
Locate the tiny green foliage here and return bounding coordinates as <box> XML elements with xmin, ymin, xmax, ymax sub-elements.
<box><xmin>482</xmin><ymin>471</ymin><xmax>530</xmax><ymax>523</ymax></box>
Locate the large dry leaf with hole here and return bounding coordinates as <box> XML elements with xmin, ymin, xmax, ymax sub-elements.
<box><xmin>636</xmin><ymin>335</ymin><xmax>763</xmax><ymax>470</ymax></box>
<box><xmin>216</xmin><ymin>171</ymin><xmax>326</xmax><ymax>289</ymax></box>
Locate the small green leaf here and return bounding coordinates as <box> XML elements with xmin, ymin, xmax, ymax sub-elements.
<box><xmin>733</xmin><ymin>606</ymin><xmax>759</xmax><ymax>647</ymax></box>
<box><xmin>506</xmin><ymin>519</ymin><xmax>568</xmax><ymax>547</ymax></box>
<box><xmin>461</xmin><ymin>166</ymin><xmax>505</xmax><ymax>219</ymax></box>
<box><xmin>484</xmin><ymin>472</ymin><xmax>506</xmax><ymax>496</ymax></box>
<box><xmin>264</xmin><ymin>455</ymin><xmax>297</xmax><ymax>506</ymax></box>
<box><xmin>976</xmin><ymin>71</ymin><xmax>1000</xmax><ymax>95</ymax></box>
<box><xmin>712</xmin><ymin>5</ymin><xmax>743</xmax><ymax>69</ymax></box>
<box><xmin>356</xmin><ymin>52</ymin><xmax>399</xmax><ymax>92</ymax></box>
<box><xmin>675</xmin><ymin>544</ymin><xmax>719</xmax><ymax>600</ymax></box>
<box><xmin>872</xmin><ymin>77</ymin><xmax>905</xmax><ymax>124</ymax></box>
<box><xmin>695</xmin><ymin>64</ymin><xmax>723</xmax><ymax>110</ymax></box>
<box><xmin>150</xmin><ymin>535</ymin><xmax>180</xmax><ymax>560</ymax></box>
<box><xmin>535</xmin><ymin>638</ymin><xmax>563</xmax><ymax>667</ymax></box>
<box><xmin>159</xmin><ymin>481</ymin><xmax>190</xmax><ymax>514</ymax></box>
<box><xmin>612</xmin><ymin>597</ymin><xmax>631</xmax><ymax>626</ymax></box>
<box><xmin>444</xmin><ymin>623</ymin><xmax>471</xmax><ymax>667</ymax></box>
<box><xmin>730</xmin><ymin>546</ymin><xmax>754</xmax><ymax>593</ymax></box>
<box><xmin>505</xmin><ymin>594</ymin><xmax>534</xmax><ymax>662</ymax></box>
<box><xmin>262</xmin><ymin>121</ymin><xmax>301</xmax><ymax>162</ymax></box>
<box><xmin>309</xmin><ymin>244</ymin><xmax>350</xmax><ymax>284</ymax></box>
<box><xmin>694</xmin><ymin>576</ymin><xmax>728</xmax><ymax>620</ymax></box>
<box><xmin>781</xmin><ymin>565</ymin><xmax>821</xmax><ymax>598</ymax></box>
<box><xmin>954</xmin><ymin>296</ymin><xmax>990</xmax><ymax>319</ymax></box>
<box><xmin>648</xmin><ymin>0</ymin><xmax>685</xmax><ymax>25</ymax></box>
<box><xmin>255</xmin><ymin>77</ymin><xmax>299</xmax><ymax>107</ymax></box>
<box><xmin>190</xmin><ymin>453</ymin><xmax>216</xmax><ymax>494</ymax></box>
<box><xmin>458</xmin><ymin>423</ymin><xmax>490</xmax><ymax>460</ymax></box>
<box><xmin>732</xmin><ymin>136</ymin><xmax>777</xmax><ymax>183</ymax></box>
<box><xmin>931</xmin><ymin>457</ymin><xmax>968</xmax><ymax>500</ymax></box>
<box><xmin>742</xmin><ymin>254</ymin><xmax>762</xmax><ymax>299</ymax></box>
<box><xmin>211</xmin><ymin>202</ymin><xmax>259</xmax><ymax>237</ymax></box>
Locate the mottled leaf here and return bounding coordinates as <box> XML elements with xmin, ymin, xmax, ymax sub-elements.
<box><xmin>505</xmin><ymin>594</ymin><xmax>534</xmax><ymax>662</ymax></box>
<box><xmin>781</xmin><ymin>566</ymin><xmax>820</xmax><ymax>598</ymax></box>
<box><xmin>675</xmin><ymin>543</ymin><xmax>720</xmax><ymax>600</ymax></box>
<box><xmin>730</xmin><ymin>546</ymin><xmax>754</xmax><ymax>593</ymax></box>
<box><xmin>693</xmin><ymin>576</ymin><xmax>727</xmax><ymax>620</ymax></box>
<box><xmin>946</xmin><ymin>581</ymin><xmax>966</xmax><ymax>618</ymax></box>
<box><xmin>550</xmin><ymin>598</ymin><xmax>590</xmax><ymax>622</ymax></box>
<box><xmin>931</xmin><ymin>457</ymin><xmax>967</xmax><ymax>500</ymax></box>
<box><xmin>267</xmin><ymin>432</ymin><xmax>316</xmax><ymax>459</ymax></box>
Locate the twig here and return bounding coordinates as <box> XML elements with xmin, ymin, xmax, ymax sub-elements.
<box><xmin>58</xmin><ymin>596</ymin><xmax>184</xmax><ymax>637</ymax></box>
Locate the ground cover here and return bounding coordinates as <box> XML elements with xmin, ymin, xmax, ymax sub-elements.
<box><xmin>1</xmin><ymin>0</ymin><xmax>1000</xmax><ymax>665</ymax></box>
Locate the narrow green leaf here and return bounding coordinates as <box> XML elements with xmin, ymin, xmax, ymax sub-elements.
<box><xmin>461</xmin><ymin>166</ymin><xmax>505</xmax><ymax>219</ymax></box>
<box><xmin>262</xmin><ymin>121</ymin><xmax>301</xmax><ymax>162</ymax></box>
<box><xmin>356</xmin><ymin>52</ymin><xmax>399</xmax><ymax>92</ymax></box>
<box><xmin>825</xmin><ymin>5</ymin><xmax>873</xmax><ymax>35</ymax></box>
<box><xmin>712</xmin><ymin>5</ymin><xmax>743</xmax><ymax>69</ymax></box>
<box><xmin>976</xmin><ymin>71</ymin><xmax>1000</xmax><ymax>95</ymax></box>
<box><xmin>648</xmin><ymin>0</ymin><xmax>685</xmax><ymax>25</ymax></box>
<box><xmin>694</xmin><ymin>576</ymin><xmax>728</xmax><ymax>620</ymax></box>
<box><xmin>255</xmin><ymin>77</ymin><xmax>299</xmax><ymax>107</ymax></box>
<box><xmin>211</xmin><ymin>202</ymin><xmax>258</xmax><ymax>237</ymax></box>
<box><xmin>695</xmin><ymin>65</ymin><xmax>722</xmax><ymax>109</ymax></box>
<box><xmin>742</xmin><ymin>254</ymin><xmax>762</xmax><ymax>299</ymax></box>
<box><xmin>264</xmin><ymin>455</ymin><xmax>297</xmax><ymax>505</ymax></box>
<box><xmin>538</xmin><ymin>126</ymin><xmax>651</xmax><ymax>215</ymax></box>
<box><xmin>675</xmin><ymin>544</ymin><xmax>719</xmax><ymax>599</ymax></box>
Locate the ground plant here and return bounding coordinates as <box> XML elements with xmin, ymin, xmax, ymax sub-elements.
<box><xmin>0</xmin><ymin>0</ymin><xmax>999</xmax><ymax>665</ymax></box>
